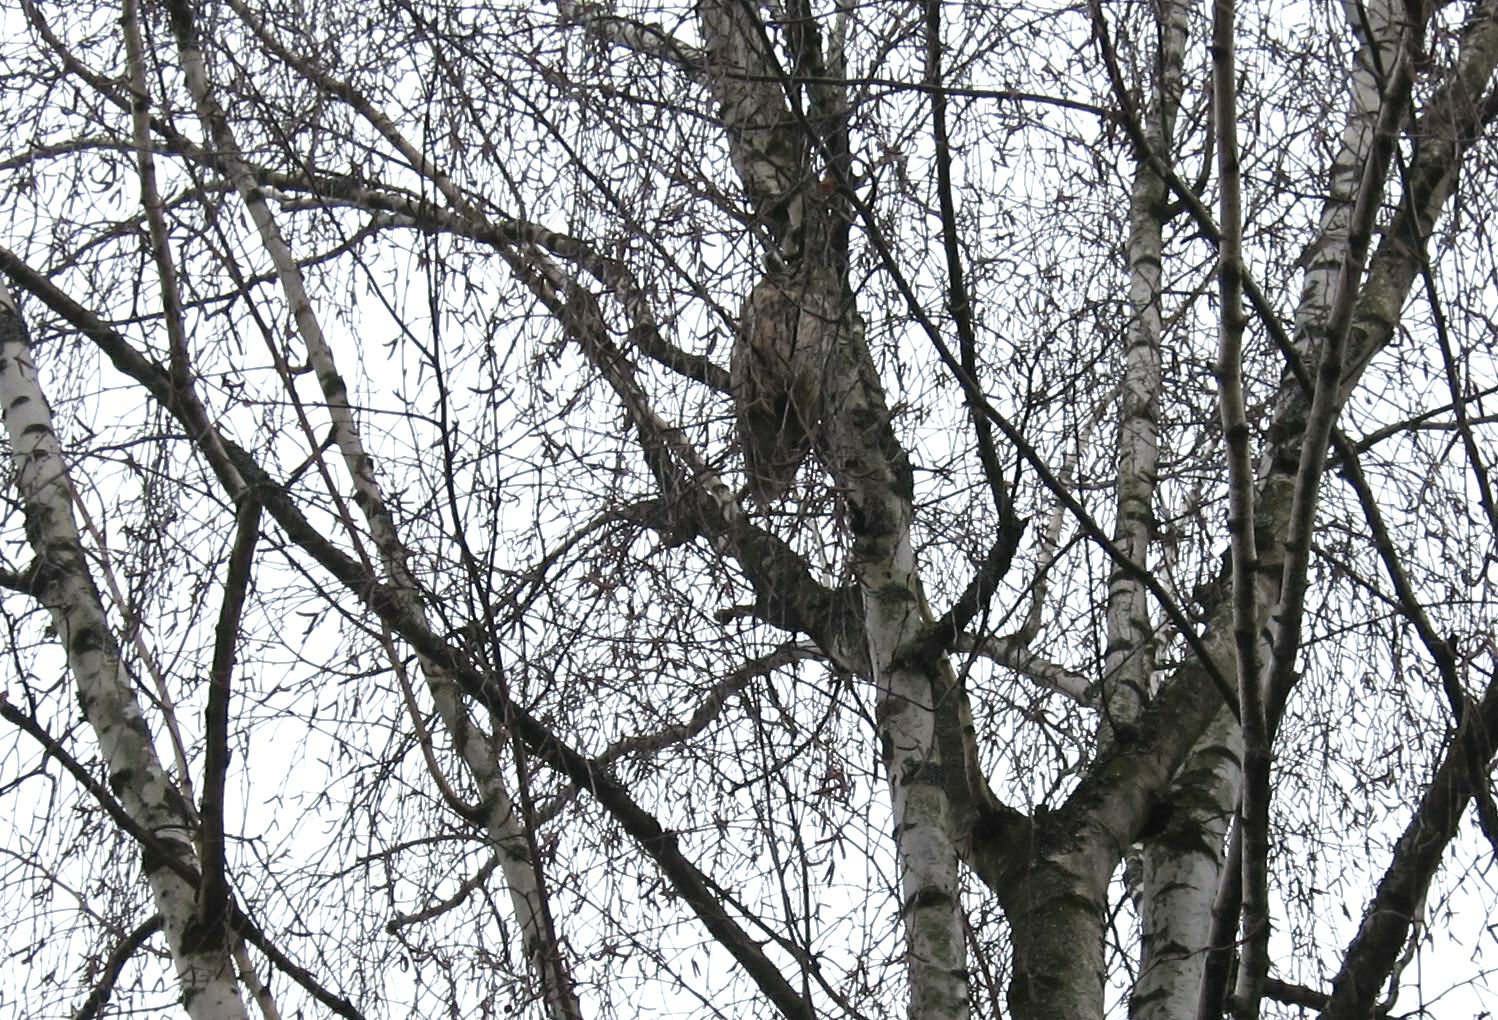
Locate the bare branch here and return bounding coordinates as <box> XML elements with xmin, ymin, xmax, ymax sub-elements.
<box><xmin>72</xmin><ymin>915</ymin><xmax>164</xmax><ymax>1020</ymax></box>
<box><xmin>192</xmin><ymin>495</ymin><xmax>261</xmax><ymax>953</ymax></box>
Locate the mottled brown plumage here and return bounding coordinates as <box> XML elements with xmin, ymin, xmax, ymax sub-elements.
<box><xmin>732</xmin><ymin>269</ymin><xmax>838</xmax><ymax>503</ymax></box>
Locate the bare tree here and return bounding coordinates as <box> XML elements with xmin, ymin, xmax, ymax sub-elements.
<box><xmin>2</xmin><ymin>1</ymin><xmax>1498</xmax><ymax>1019</ymax></box>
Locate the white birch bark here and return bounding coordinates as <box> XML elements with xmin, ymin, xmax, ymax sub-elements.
<box><xmin>1193</xmin><ymin>3</ymin><xmax>1487</xmax><ymax>1013</ymax></box>
<box><xmin>1208</xmin><ymin>2</ymin><xmax>1275</xmax><ymax>1014</ymax></box>
<box><xmin>1257</xmin><ymin>0</ymin><xmax>1408</xmax><ymax>681</ymax></box>
<box><xmin>1133</xmin><ymin>6</ymin><xmax>1416</xmax><ymax>1015</ymax></box>
<box><xmin>1133</xmin><ymin>713</ymin><xmax>1239</xmax><ymax>1020</ymax></box>
<box><xmin>1238</xmin><ymin>7</ymin><xmax>1412</xmax><ymax>1011</ymax></box>
<box><xmin>824</xmin><ymin>315</ymin><xmax>970</xmax><ymax>1020</ymax></box>
<box><xmin>0</xmin><ymin>285</ymin><xmax>249</xmax><ymax>1020</ymax></box>
<box><xmin>1257</xmin><ymin>0</ymin><xmax>1401</xmax><ymax>566</ymax></box>
<box><xmin>161</xmin><ymin>5</ymin><xmax>581</xmax><ymax>1016</ymax></box>
<box><xmin>696</xmin><ymin>0</ymin><xmax>807</xmax><ymax>245</ymax></box>
<box><xmin>1102</xmin><ymin>0</ymin><xmax>1191</xmax><ymax>733</ymax></box>
<box><xmin>1100</xmin><ymin>5</ymin><xmax>1242</xmax><ymax>1017</ymax></box>
<box><xmin>1286</xmin><ymin>0</ymin><xmax>1403</xmax><ymax>368</ymax></box>
<box><xmin>694</xmin><ymin>5</ymin><xmax>971</xmax><ymax>1014</ymax></box>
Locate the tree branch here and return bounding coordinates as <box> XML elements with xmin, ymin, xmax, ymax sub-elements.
<box><xmin>0</xmin><ymin>693</ymin><xmax>365</xmax><ymax>1020</ymax></box>
<box><xmin>221</xmin><ymin>435</ymin><xmax>818</xmax><ymax>1020</ymax></box>
<box><xmin>72</xmin><ymin>915</ymin><xmax>164</xmax><ymax>1020</ymax></box>
<box><xmin>190</xmin><ymin>495</ymin><xmax>261</xmax><ymax>953</ymax></box>
<box><xmin>0</xmin><ymin>250</ymin><xmax>816</xmax><ymax>1020</ymax></box>
<box><xmin>1318</xmin><ymin>663</ymin><xmax>1498</xmax><ymax>1020</ymax></box>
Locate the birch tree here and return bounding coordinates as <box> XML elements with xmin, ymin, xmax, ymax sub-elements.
<box><xmin>3</xmin><ymin>1</ymin><xmax>1498</xmax><ymax>1019</ymax></box>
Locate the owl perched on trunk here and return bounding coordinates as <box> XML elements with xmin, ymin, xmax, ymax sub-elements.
<box><xmin>732</xmin><ymin>268</ymin><xmax>839</xmax><ymax>504</ymax></box>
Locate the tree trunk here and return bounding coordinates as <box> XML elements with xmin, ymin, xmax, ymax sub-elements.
<box><xmin>0</xmin><ymin>285</ymin><xmax>250</xmax><ymax>1020</ymax></box>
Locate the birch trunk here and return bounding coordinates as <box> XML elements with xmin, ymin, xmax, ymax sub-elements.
<box><xmin>1139</xmin><ymin>3</ymin><xmax>1430</xmax><ymax>1015</ymax></box>
<box><xmin>1000</xmin><ymin>853</ymin><xmax>1112</xmax><ymax>1020</ymax></box>
<box><xmin>1103</xmin><ymin>4</ymin><xmax>1242</xmax><ymax>1016</ymax></box>
<box><xmin>1133</xmin><ymin>713</ymin><xmax>1239</xmax><ymax>1020</ymax></box>
<box><xmin>823</xmin><ymin>316</ymin><xmax>971</xmax><ymax>1020</ymax></box>
<box><xmin>1102</xmin><ymin>0</ymin><xmax>1191</xmax><ymax>735</ymax></box>
<box><xmin>0</xmin><ymin>284</ymin><xmax>249</xmax><ymax>1020</ymax></box>
<box><xmin>695</xmin><ymin>4</ymin><xmax>973</xmax><ymax>1013</ymax></box>
<box><xmin>7</xmin><ymin>1</ymin><xmax>1498</xmax><ymax>1016</ymax></box>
